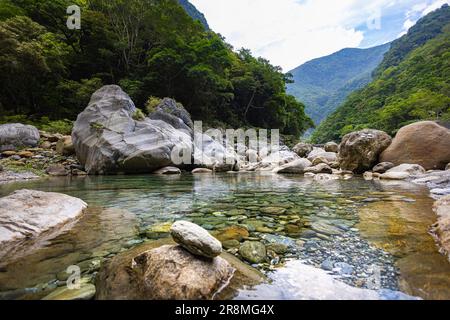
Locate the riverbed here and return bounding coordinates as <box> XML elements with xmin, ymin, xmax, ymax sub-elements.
<box><xmin>0</xmin><ymin>173</ymin><xmax>449</xmax><ymax>300</ymax></box>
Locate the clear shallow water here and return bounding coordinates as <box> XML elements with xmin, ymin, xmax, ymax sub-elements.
<box><xmin>0</xmin><ymin>173</ymin><xmax>449</xmax><ymax>300</ymax></box>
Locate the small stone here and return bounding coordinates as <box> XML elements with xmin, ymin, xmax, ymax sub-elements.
<box><xmin>324</xmin><ymin>142</ymin><xmax>339</xmax><ymax>153</ymax></box>
<box><xmin>46</xmin><ymin>164</ymin><xmax>69</xmax><ymax>176</ymax></box>
<box><xmin>334</xmin><ymin>262</ymin><xmax>354</xmax><ymax>275</ymax></box>
<box><xmin>146</xmin><ymin>221</ymin><xmax>173</xmax><ymax>238</ymax></box>
<box><xmin>214</xmin><ymin>225</ymin><xmax>249</xmax><ymax>242</ymax></box>
<box><xmin>17</xmin><ymin>151</ymin><xmax>34</xmax><ymax>158</ymax></box>
<box><xmin>255</xmin><ymin>226</ymin><xmax>274</xmax><ymax>233</ymax></box>
<box><xmin>40</xmin><ymin>141</ymin><xmax>52</xmax><ymax>149</ymax></box>
<box><xmin>153</xmin><ymin>166</ymin><xmax>181</xmax><ymax>175</ymax></box>
<box><xmin>2</xmin><ymin>151</ymin><xmax>16</xmax><ymax>157</ymax></box>
<box><xmin>446</xmin><ymin>163</ymin><xmax>450</xmax><ymax>171</ymax></box>
<box><xmin>170</xmin><ymin>221</ymin><xmax>222</xmax><ymax>258</ymax></box>
<box><xmin>311</xmin><ymin>221</ymin><xmax>342</xmax><ymax>236</ymax></box>
<box><xmin>42</xmin><ymin>283</ymin><xmax>96</xmax><ymax>300</ymax></box>
<box><xmin>260</xmin><ymin>207</ymin><xmax>287</xmax><ymax>215</ymax></box>
<box><xmin>239</xmin><ymin>241</ymin><xmax>267</xmax><ymax>264</ymax></box>
<box><xmin>192</xmin><ymin>168</ymin><xmax>213</xmax><ymax>174</ymax></box>
<box><xmin>72</xmin><ymin>169</ymin><xmax>87</xmax><ymax>176</ymax></box>
<box><xmin>56</xmin><ymin>136</ymin><xmax>75</xmax><ymax>156</ymax></box>
<box><xmin>321</xmin><ymin>258</ymin><xmax>335</xmax><ymax>271</ymax></box>
<box><xmin>373</xmin><ymin>162</ymin><xmax>395</xmax><ymax>174</ymax></box>
<box><xmin>267</xmin><ymin>243</ymin><xmax>288</xmax><ymax>255</ymax></box>
<box><xmin>222</xmin><ymin>240</ymin><xmax>240</xmax><ymax>249</ymax></box>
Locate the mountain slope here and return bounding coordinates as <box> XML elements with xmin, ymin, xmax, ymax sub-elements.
<box><xmin>287</xmin><ymin>43</ymin><xmax>390</xmax><ymax>126</ymax></box>
<box><xmin>177</xmin><ymin>0</ymin><xmax>209</xmax><ymax>30</ymax></box>
<box><xmin>311</xmin><ymin>4</ymin><xmax>450</xmax><ymax>143</ymax></box>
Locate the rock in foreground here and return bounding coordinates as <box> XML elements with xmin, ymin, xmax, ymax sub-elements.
<box><xmin>380</xmin><ymin>121</ymin><xmax>450</xmax><ymax>170</ymax></box>
<box><xmin>0</xmin><ymin>190</ymin><xmax>87</xmax><ymax>260</ymax></box>
<box><xmin>96</xmin><ymin>244</ymin><xmax>235</xmax><ymax>300</ymax></box>
<box><xmin>170</xmin><ymin>221</ymin><xmax>222</xmax><ymax>258</ymax></box>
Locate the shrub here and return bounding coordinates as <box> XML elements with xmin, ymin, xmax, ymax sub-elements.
<box><xmin>145</xmin><ymin>96</ymin><xmax>162</xmax><ymax>115</ymax></box>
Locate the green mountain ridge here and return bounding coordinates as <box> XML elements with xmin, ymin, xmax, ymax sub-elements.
<box><xmin>312</xmin><ymin>4</ymin><xmax>450</xmax><ymax>143</ymax></box>
<box><xmin>177</xmin><ymin>0</ymin><xmax>209</xmax><ymax>30</ymax></box>
<box><xmin>287</xmin><ymin>43</ymin><xmax>390</xmax><ymax>127</ymax></box>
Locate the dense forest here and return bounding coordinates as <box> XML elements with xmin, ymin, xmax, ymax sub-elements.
<box><xmin>0</xmin><ymin>0</ymin><xmax>313</xmax><ymax>136</ymax></box>
<box><xmin>312</xmin><ymin>4</ymin><xmax>450</xmax><ymax>143</ymax></box>
<box><xmin>287</xmin><ymin>43</ymin><xmax>390</xmax><ymax>127</ymax></box>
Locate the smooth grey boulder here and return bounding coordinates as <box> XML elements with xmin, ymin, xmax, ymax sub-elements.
<box><xmin>96</xmin><ymin>244</ymin><xmax>235</xmax><ymax>300</ymax></box>
<box><xmin>0</xmin><ymin>123</ymin><xmax>40</xmax><ymax>152</ymax></box>
<box><xmin>373</xmin><ymin>162</ymin><xmax>395</xmax><ymax>174</ymax></box>
<box><xmin>339</xmin><ymin>129</ymin><xmax>392</xmax><ymax>173</ymax></box>
<box><xmin>324</xmin><ymin>142</ymin><xmax>339</xmax><ymax>153</ymax></box>
<box><xmin>0</xmin><ymin>190</ymin><xmax>87</xmax><ymax>260</ymax></box>
<box><xmin>293</xmin><ymin>143</ymin><xmax>313</xmax><ymax>158</ymax></box>
<box><xmin>170</xmin><ymin>221</ymin><xmax>222</xmax><ymax>258</ymax></box>
<box><xmin>72</xmin><ymin>85</ymin><xmax>192</xmax><ymax>174</ymax></box>
<box><xmin>273</xmin><ymin>158</ymin><xmax>312</xmax><ymax>174</ymax></box>
<box><xmin>153</xmin><ymin>166</ymin><xmax>181</xmax><ymax>175</ymax></box>
<box><xmin>304</xmin><ymin>163</ymin><xmax>333</xmax><ymax>174</ymax></box>
<box><xmin>386</xmin><ymin>164</ymin><xmax>426</xmax><ymax>176</ymax></box>
<box><xmin>148</xmin><ymin>98</ymin><xmax>194</xmax><ymax>135</ymax></box>
<box><xmin>307</xmin><ymin>147</ymin><xmax>326</xmax><ymax>161</ymax></box>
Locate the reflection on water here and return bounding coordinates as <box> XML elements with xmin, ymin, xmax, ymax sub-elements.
<box><xmin>0</xmin><ymin>173</ymin><xmax>449</xmax><ymax>300</ymax></box>
<box><xmin>358</xmin><ymin>190</ymin><xmax>450</xmax><ymax>300</ymax></box>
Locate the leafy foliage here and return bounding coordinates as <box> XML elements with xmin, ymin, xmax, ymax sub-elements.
<box><xmin>0</xmin><ymin>0</ymin><xmax>312</xmax><ymax>136</ymax></box>
<box><xmin>312</xmin><ymin>5</ymin><xmax>450</xmax><ymax>143</ymax></box>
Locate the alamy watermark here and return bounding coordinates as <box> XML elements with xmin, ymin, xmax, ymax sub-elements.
<box><xmin>66</xmin><ymin>5</ymin><xmax>81</xmax><ymax>30</ymax></box>
<box><xmin>170</xmin><ymin>121</ymin><xmax>281</xmax><ymax>167</ymax></box>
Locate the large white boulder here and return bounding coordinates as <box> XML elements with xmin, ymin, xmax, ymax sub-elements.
<box><xmin>0</xmin><ymin>190</ymin><xmax>87</xmax><ymax>260</ymax></box>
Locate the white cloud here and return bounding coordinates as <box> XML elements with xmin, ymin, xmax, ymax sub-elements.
<box><xmin>422</xmin><ymin>0</ymin><xmax>450</xmax><ymax>15</ymax></box>
<box><xmin>400</xmin><ymin>0</ymin><xmax>449</xmax><ymax>35</ymax></box>
<box><xmin>190</xmin><ymin>0</ymin><xmax>449</xmax><ymax>71</ymax></box>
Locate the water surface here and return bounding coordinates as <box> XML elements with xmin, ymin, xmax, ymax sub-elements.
<box><xmin>0</xmin><ymin>174</ymin><xmax>449</xmax><ymax>300</ymax></box>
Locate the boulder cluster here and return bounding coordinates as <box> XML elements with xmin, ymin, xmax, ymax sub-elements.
<box><xmin>96</xmin><ymin>221</ymin><xmax>238</xmax><ymax>300</ymax></box>
<box><xmin>0</xmin><ymin>125</ymin><xmax>85</xmax><ymax>180</ymax></box>
<box><xmin>3</xmin><ymin>86</ymin><xmax>448</xmax><ymax>185</ymax></box>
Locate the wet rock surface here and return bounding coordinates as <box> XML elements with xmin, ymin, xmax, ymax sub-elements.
<box><xmin>0</xmin><ymin>190</ymin><xmax>87</xmax><ymax>260</ymax></box>
<box><xmin>96</xmin><ymin>244</ymin><xmax>234</xmax><ymax>300</ymax></box>
<box><xmin>170</xmin><ymin>221</ymin><xmax>222</xmax><ymax>258</ymax></box>
<box><xmin>0</xmin><ymin>174</ymin><xmax>448</xmax><ymax>300</ymax></box>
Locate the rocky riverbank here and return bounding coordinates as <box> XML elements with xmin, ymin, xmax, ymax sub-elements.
<box><xmin>1</xmin><ymin>85</ymin><xmax>449</xmax><ymax>300</ymax></box>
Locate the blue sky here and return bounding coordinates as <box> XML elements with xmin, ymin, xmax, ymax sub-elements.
<box><xmin>191</xmin><ymin>0</ymin><xmax>450</xmax><ymax>71</ymax></box>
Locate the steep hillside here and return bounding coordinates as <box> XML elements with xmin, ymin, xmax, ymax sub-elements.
<box><xmin>177</xmin><ymin>0</ymin><xmax>209</xmax><ymax>30</ymax></box>
<box><xmin>312</xmin><ymin>4</ymin><xmax>450</xmax><ymax>143</ymax></box>
<box><xmin>287</xmin><ymin>43</ymin><xmax>390</xmax><ymax>126</ymax></box>
<box><xmin>0</xmin><ymin>0</ymin><xmax>313</xmax><ymax>136</ymax></box>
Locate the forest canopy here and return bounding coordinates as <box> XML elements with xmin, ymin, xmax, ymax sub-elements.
<box><xmin>0</xmin><ymin>0</ymin><xmax>313</xmax><ymax>136</ymax></box>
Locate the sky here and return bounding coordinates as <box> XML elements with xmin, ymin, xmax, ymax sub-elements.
<box><xmin>190</xmin><ymin>0</ymin><xmax>450</xmax><ymax>71</ymax></box>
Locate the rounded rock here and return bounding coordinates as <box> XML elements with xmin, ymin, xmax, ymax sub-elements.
<box><xmin>170</xmin><ymin>221</ymin><xmax>222</xmax><ymax>258</ymax></box>
<box><xmin>239</xmin><ymin>241</ymin><xmax>267</xmax><ymax>264</ymax></box>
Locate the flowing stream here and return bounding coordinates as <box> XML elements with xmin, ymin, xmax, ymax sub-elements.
<box><xmin>1</xmin><ymin>173</ymin><xmax>449</xmax><ymax>300</ymax></box>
